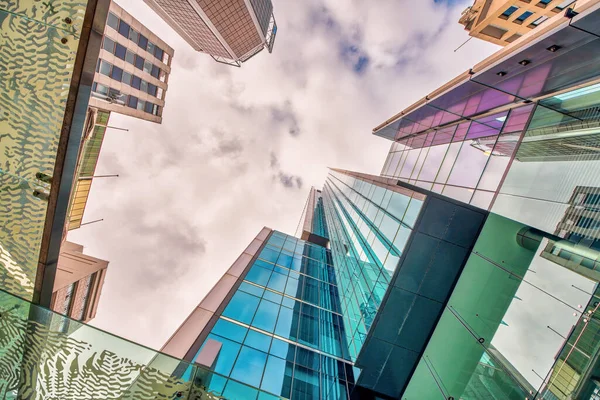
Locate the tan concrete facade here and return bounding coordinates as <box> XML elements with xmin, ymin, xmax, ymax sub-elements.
<box><xmin>90</xmin><ymin>1</ymin><xmax>174</xmax><ymax>123</ymax></box>
<box><xmin>143</xmin><ymin>0</ymin><xmax>276</xmax><ymax>66</ymax></box>
<box><xmin>459</xmin><ymin>0</ymin><xmax>577</xmax><ymax>46</ymax></box>
<box><xmin>50</xmin><ymin>241</ymin><xmax>109</xmax><ymax>323</ymax></box>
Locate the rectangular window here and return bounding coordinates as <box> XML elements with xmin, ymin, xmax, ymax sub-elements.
<box><xmin>531</xmin><ymin>15</ymin><xmax>549</xmax><ymax>26</ymax></box>
<box><xmin>159</xmin><ymin>70</ymin><xmax>167</xmax><ymax>82</ymax></box>
<box><xmin>151</xmin><ymin>65</ymin><xmax>160</xmax><ymax>79</ymax></box>
<box><xmin>94</xmin><ymin>83</ymin><xmax>108</xmax><ymax>95</ymax></box>
<box><xmin>99</xmin><ymin>60</ymin><xmax>111</xmax><ymax>76</ymax></box>
<box><xmin>143</xmin><ymin>60</ymin><xmax>153</xmax><ymax>74</ymax></box>
<box><xmin>122</xmin><ymin>71</ymin><xmax>132</xmax><ymax>86</ymax></box>
<box><xmin>152</xmin><ymin>104</ymin><xmax>160</xmax><ymax>116</ymax></box>
<box><xmin>128</xmin><ymin>29</ymin><xmax>139</xmax><ymax>44</ymax></box>
<box><xmin>106</xmin><ymin>12</ymin><xmax>119</xmax><ymax>30</ymax></box>
<box><xmin>147</xmin><ymin>41</ymin><xmax>155</xmax><ymax>56</ymax></box>
<box><xmin>156</xmin><ymin>87</ymin><xmax>164</xmax><ymax>100</ymax></box>
<box><xmin>144</xmin><ymin>101</ymin><xmax>153</xmax><ymax>114</ymax></box>
<box><xmin>138</xmin><ymin>34</ymin><xmax>148</xmax><ymax>50</ymax></box>
<box><xmin>125</xmin><ymin>50</ymin><xmax>135</xmax><ymax>65</ymax></box>
<box><xmin>127</xmin><ymin>95</ymin><xmax>138</xmax><ymax>109</ymax></box>
<box><xmin>515</xmin><ymin>11</ymin><xmax>534</xmax><ymax>23</ymax></box>
<box><xmin>140</xmin><ymin>80</ymin><xmax>148</xmax><ymax>93</ymax></box>
<box><xmin>118</xmin><ymin>20</ymin><xmax>130</xmax><ymax>37</ymax></box>
<box><xmin>500</xmin><ymin>5</ymin><xmax>519</xmax><ymax>19</ymax></box>
<box><xmin>110</xmin><ymin>65</ymin><xmax>123</xmax><ymax>81</ymax></box>
<box><xmin>131</xmin><ymin>75</ymin><xmax>141</xmax><ymax>90</ymax></box>
<box><xmin>137</xmin><ymin>99</ymin><xmax>145</xmax><ymax>111</ymax></box>
<box><xmin>162</xmin><ymin>52</ymin><xmax>170</xmax><ymax>65</ymax></box>
<box><xmin>154</xmin><ymin>46</ymin><xmax>164</xmax><ymax>61</ymax></box>
<box><xmin>102</xmin><ymin>36</ymin><xmax>115</xmax><ymax>52</ymax></box>
<box><xmin>147</xmin><ymin>83</ymin><xmax>157</xmax><ymax>97</ymax></box>
<box><xmin>554</xmin><ymin>0</ymin><xmax>574</xmax><ymax>9</ymax></box>
<box><xmin>114</xmin><ymin>43</ymin><xmax>127</xmax><ymax>60</ymax></box>
<box><xmin>134</xmin><ymin>55</ymin><xmax>144</xmax><ymax>70</ymax></box>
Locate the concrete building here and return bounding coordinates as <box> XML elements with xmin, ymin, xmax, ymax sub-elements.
<box><xmin>143</xmin><ymin>0</ymin><xmax>277</xmax><ymax>67</ymax></box>
<box><xmin>50</xmin><ymin>242</ymin><xmax>109</xmax><ymax>323</ymax></box>
<box><xmin>459</xmin><ymin>0</ymin><xmax>577</xmax><ymax>46</ymax></box>
<box><xmin>90</xmin><ymin>1</ymin><xmax>174</xmax><ymax>123</ymax></box>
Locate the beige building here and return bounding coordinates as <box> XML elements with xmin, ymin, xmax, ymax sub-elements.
<box><xmin>90</xmin><ymin>1</ymin><xmax>174</xmax><ymax>123</ymax></box>
<box><xmin>143</xmin><ymin>0</ymin><xmax>277</xmax><ymax>67</ymax></box>
<box><xmin>50</xmin><ymin>242</ymin><xmax>109</xmax><ymax>323</ymax></box>
<box><xmin>459</xmin><ymin>0</ymin><xmax>576</xmax><ymax>46</ymax></box>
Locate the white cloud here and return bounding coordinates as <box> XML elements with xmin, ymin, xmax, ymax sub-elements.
<box><xmin>67</xmin><ymin>0</ymin><xmax>498</xmax><ymax>349</ymax></box>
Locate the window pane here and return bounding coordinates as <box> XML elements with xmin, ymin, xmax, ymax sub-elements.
<box><xmin>246</xmin><ymin>265</ymin><xmax>272</xmax><ymax>286</ymax></box>
<box><xmin>230</xmin><ymin>346</ymin><xmax>267</xmax><ymax>387</ymax></box>
<box><xmin>292</xmin><ymin>366</ymin><xmax>320</xmax><ymax>399</ymax></box>
<box><xmin>122</xmin><ymin>71</ymin><xmax>132</xmax><ymax>86</ymax></box>
<box><xmin>223</xmin><ymin>291</ymin><xmax>260</xmax><ymax>324</ymax></box>
<box><xmin>128</xmin><ymin>29</ymin><xmax>139</xmax><ymax>44</ymax></box>
<box><xmin>151</xmin><ymin>65</ymin><xmax>160</xmax><ymax>78</ymax></box>
<box><xmin>125</xmin><ymin>50</ymin><xmax>135</xmax><ymax>65</ymax></box>
<box><xmin>251</xmin><ymin>299</ymin><xmax>280</xmax><ymax>332</ymax></box>
<box><xmin>204</xmin><ymin>334</ymin><xmax>240</xmax><ymax>376</ymax></box>
<box><xmin>245</xmin><ymin>330</ymin><xmax>271</xmax><ymax>352</ymax></box>
<box><xmin>106</xmin><ymin>12</ymin><xmax>119</xmax><ymax>30</ymax></box>
<box><xmin>212</xmin><ymin>318</ymin><xmax>247</xmax><ymax>343</ymax></box>
<box><xmin>102</xmin><ymin>36</ymin><xmax>115</xmax><ymax>52</ymax></box>
<box><xmin>147</xmin><ymin>41</ymin><xmax>155</xmax><ymax>56</ymax></box>
<box><xmin>223</xmin><ymin>380</ymin><xmax>258</xmax><ymax>400</ymax></box>
<box><xmin>138</xmin><ymin>34</ymin><xmax>148</xmax><ymax>50</ymax></box>
<box><xmin>260</xmin><ymin>356</ymin><xmax>293</xmax><ymax>398</ymax></box>
<box><xmin>131</xmin><ymin>75</ymin><xmax>141</xmax><ymax>90</ymax></box>
<box><xmin>266</xmin><ymin>271</ymin><xmax>287</xmax><ymax>293</ymax></box>
<box><xmin>110</xmin><ymin>65</ymin><xmax>123</xmax><ymax>81</ymax></box>
<box><xmin>147</xmin><ymin>83</ymin><xmax>157</xmax><ymax>97</ymax></box>
<box><xmin>154</xmin><ymin>46</ymin><xmax>164</xmax><ymax>60</ymax></box>
<box><xmin>140</xmin><ymin>80</ymin><xmax>148</xmax><ymax>93</ymax></box>
<box><xmin>99</xmin><ymin>60</ymin><xmax>111</xmax><ymax>76</ymax></box>
<box><xmin>127</xmin><ymin>95</ymin><xmax>137</xmax><ymax>109</ymax></box>
<box><xmin>137</xmin><ymin>99</ymin><xmax>145</xmax><ymax>111</ymax></box>
<box><xmin>115</xmin><ymin>43</ymin><xmax>126</xmax><ymax>60</ymax></box>
<box><xmin>118</xmin><ymin>20</ymin><xmax>130</xmax><ymax>37</ymax></box>
<box><xmin>143</xmin><ymin>60</ymin><xmax>152</xmax><ymax>74</ymax></box>
<box><xmin>274</xmin><ymin>306</ymin><xmax>297</xmax><ymax>339</ymax></box>
<box><xmin>134</xmin><ymin>55</ymin><xmax>144</xmax><ymax>70</ymax></box>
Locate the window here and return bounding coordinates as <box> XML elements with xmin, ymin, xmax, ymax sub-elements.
<box><xmin>143</xmin><ymin>60</ymin><xmax>153</xmax><ymax>74</ymax></box>
<box><xmin>159</xmin><ymin>70</ymin><xmax>167</xmax><ymax>82</ymax></box>
<box><xmin>131</xmin><ymin>75</ymin><xmax>141</xmax><ymax>90</ymax></box>
<box><xmin>538</xmin><ymin>0</ymin><xmax>552</xmax><ymax>3</ymax></box>
<box><xmin>128</xmin><ymin>29</ymin><xmax>139</xmax><ymax>44</ymax></box>
<box><xmin>114</xmin><ymin>43</ymin><xmax>127</xmax><ymax>60</ymax></box>
<box><xmin>140</xmin><ymin>79</ymin><xmax>148</xmax><ymax>93</ymax></box>
<box><xmin>531</xmin><ymin>15</ymin><xmax>549</xmax><ymax>26</ymax></box>
<box><xmin>152</xmin><ymin>104</ymin><xmax>160</xmax><ymax>116</ymax></box>
<box><xmin>554</xmin><ymin>0</ymin><xmax>575</xmax><ymax>9</ymax></box>
<box><xmin>515</xmin><ymin>11</ymin><xmax>534</xmax><ymax>23</ymax></box>
<box><xmin>110</xmin><ymin>65</ymin><xmax>123</xmax><ymax>81</ymax></box>
<box><xmin>98</xmin><ymin>60</ymin><xmax>111</xmax><ymax>76</ymax></box>
<box><xmin>122</xmin><ymin>71</ymin><xmax>132</xmax><ymax>85</ymax></box>
<box><xmin>118</xmin><ymin>20</ymin><xmax>130</xmax><ymax>37</ymax></box>
<box><xmin>162</xmin><ymin>52</ymin><xmax>170</xmax><ymax>65</ymax></box>
<box><xmin>134</xmin><ymin>55</ymin><xmax>144</xmax><ymax>70</ymax></box>
<box><xmin>500</xmin><ymin>5</ymin><xmax>519</xmax><ymax>19</ymax></box>
<box><xmin>102</xmin><ymin>36</ymin><xmax>115</xmax><ymax>52</ymax></box>
<box><xmin>138</xmin><ymin>34</ymin><xmax>148</xmax><ymax>50</ymax></box>
<box><xmin>137</xmin><ymin>99</ymin><xmax>145</xmax><ymax>111</ymax></box>
<box><xmin>106</xmin><ymin>12</ymin><xmax>119</xmax><ymax>30</ymax></box>
<box><xmin>125</xmin><ymin>50</ymin><xmax>135</xmax><ymax>65</ymax></box>
<box><xmin>156</xmin><ymin>87</ymin><xmax>164</xmax><ymax>100</ymax></box>
<box><xmin>230</xmin><ymin>346</ymin><xmax>267</xmax><ymax>387</ymax></box>
<box><xmin>94</xmin><ymin>82</ymin><xmax>109</xmax><ymax>95</ymax></box>
<box><xmin>151</xmin><ymin>65</ymin><xmax>160</xmax><ymax>79</ymax></box>
<box><xmin>108</xmin><ymin>87</ymin><xmax>122</xmax><ymax>102</ymax></box>
<box><xmin>154</xmin><ymin>46</ymin><xmax>164</xmax><ymax>61</ymax></box>
<box><xmin>147</xmin><ymin>83</ymin><xmax>157</xmax><ymax>97</ymax></box>
<box><xmin>127</xmin><ymin>95</ymin><xmax>138</xmax><ymax>109</ymax></box>
<box><xmin>147</xmin><ymin>42</ymin><xmax>155</xmax><ymax>56</ymax></box>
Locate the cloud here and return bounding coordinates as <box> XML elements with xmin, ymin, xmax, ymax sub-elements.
<box><xmin>68</xmin><ymin>0</ymin><xmax>499</xmax><ymax>349</ymax></box>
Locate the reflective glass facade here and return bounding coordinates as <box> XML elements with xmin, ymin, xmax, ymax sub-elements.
<box><xmin>193</xmin><ymin>232</ymin><xmax>354</xmax><ymax>399</ymax></box>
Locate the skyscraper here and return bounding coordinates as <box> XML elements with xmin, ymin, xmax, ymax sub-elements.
<box><xmin>143</xmin><ymin>0</ymin><xmax>277</xmax><ymax>66</ymax></box>
<box><xmin>91</xmin><ymin>1</ymin><xmax>175</xmax><ymax>123</ymax></box>
<box><xmin>50</xmin><ymin>241</ymin><xmax>109</xmax><ymax>323</ymax></box>
<box><xmin>458</xmin><ymin>0</ymin><xmax>578</xmax><ymax>46</ymax></box>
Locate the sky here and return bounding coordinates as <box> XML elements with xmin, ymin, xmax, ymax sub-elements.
<box><xmin>68</xmin><ymin>0</ymin><xmax>499</xmax><ymax>350</ymax></box>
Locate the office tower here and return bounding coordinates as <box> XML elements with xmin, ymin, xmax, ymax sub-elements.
<box><xmin>459</xmin><ymin>0</ymin><xmax>579</xmax><ymax>46</ymax></box>
<box><xmin>65</xmin><ymin>107</ymin><xmax>111</xmax><ymax>232</ymax></box>
<box><xmin>143</xmin><ymin>0</ymin><xmax>277</xmax><ymax>67</ymax></box>
<box><xmin>90</xmin><ymin>1</ymin><xmax>174</xmax><ymax>123</ymax></box>
<box><xmin>50</xmin><ymin>242</ymin><xmax>109</xmax><ymax>323</ymax></box>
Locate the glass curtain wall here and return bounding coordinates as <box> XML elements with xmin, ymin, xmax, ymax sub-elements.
<box><xmin>321</xmin><ymin>170</ymin><xmax>425</xmax><ymax>360</ymax></box>
<box><xmin>194</xmin><ymin>232</ymin><xmax>354</xmax><ymax>400</ymax></box>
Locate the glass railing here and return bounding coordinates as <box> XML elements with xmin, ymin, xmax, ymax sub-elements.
<box><xmin>0</xmin><ymin>288</ymin><xmax>280</xmax><ymax>399</ymax></box>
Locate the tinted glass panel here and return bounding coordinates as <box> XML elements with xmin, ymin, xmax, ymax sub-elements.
<box><xmin>134</xmin><ymin>55</ymin><xmax>144</xmax><ymax>70</ymax></box>
<box><xmin>114</xmin><ymin>43</ymin><xmax>126</xmax><ymax>60</ymax></box>
<box><xmin>138</xmin><ymin>34</ymin><xmax>148</xmax><ymax>50</ymax></box>
<box><xmin>106</xmin><ymin>12</ymin><xmax>119</xmax><ymax>30</ymax></box>
<box><xmin>118</xmin><ymin>20</ymin><xmax>130</xmax><ymax>37</ymax></box>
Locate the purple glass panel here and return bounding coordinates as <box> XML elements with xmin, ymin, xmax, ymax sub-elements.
<box><xmin>432</xmin><ymin>126</ymin><xmax>456</xmax><ymax>146</ymax></box>
<box><xmin>466</xmin><ymin>111</ymin><xmax>507</xmax><ymax>140</ymax></box>
<box><xmin>452</xmin><ymin>122</ymin><xmax>470</xmax><ymax>142</ymax></box>
<box><xmin>503</xmin><ymin>104</ymin><xmax>535</xmax><ymax>133</ymax></box>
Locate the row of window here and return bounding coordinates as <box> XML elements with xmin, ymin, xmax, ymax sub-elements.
<box><xmin>106</xmin><ymin>12</ymin><xmax>169</xmax><ymax>65</ymax></box>
<box><xmin>266</xmin><ymin>232</ymin><xmax>333</xmax><ymax>266</ymax></box>
<box><xmin>258</xmin><ymin>245</ymin><xmax>338</xmax><ymax>286</ymax></box>
<box><xmin>501</xmin><ymin>1</ymin><xmax>575</xmax><ymax>25</ymax></box>
<box><xmin>97</xmin><ymin>59</ymin><xmax>163</xmax><ymax>100</ymax></box>
<box><xmin>92</xmin><ymin>82</ymin><xmax>160</xmax><ymax>116</ymax></box>
<box><xmin>102</xmin><ymin>36</ymin><xmax>166</xmax><ymax>82</ymax></box>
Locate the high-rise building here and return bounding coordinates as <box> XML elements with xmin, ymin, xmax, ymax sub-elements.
<box><xmin>50</xmin><ymin>241</ymin><xmax>109</xmax><ymax>323</ymax></box>
<box><xmin>458</xmin><ymin>0</ymin><xmax>578</xmax><ymax>46</ymax></box>
<box><xmin>90</xmin><ymin>1</ymin><xmax>174</xmax><ymax>123</ymax></box>
<box><xmin>143</xmin><ymin>0</ymin><xmax>277</xmax><ymax>67</ymax></box>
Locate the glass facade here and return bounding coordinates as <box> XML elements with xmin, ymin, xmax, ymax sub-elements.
<box><xmin>194</xmin><ymin>231</ymin><xmax>354</xmax><ymax>399</ymax></box>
